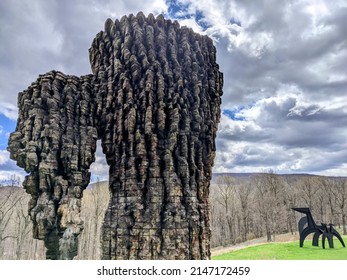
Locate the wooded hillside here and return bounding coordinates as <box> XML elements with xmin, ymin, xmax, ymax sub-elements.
<box><xmin>1</xmin><ymin>172</ymin><xmax>346</xmax><ymax>259</ymax></box>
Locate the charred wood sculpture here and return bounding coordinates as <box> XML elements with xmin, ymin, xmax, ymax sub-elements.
<box><xmin>292</xmin><ymin>208</ymin><xmax>345</xmax><ymax>249</ymax></box>
<box><xmin>7</xmin><ymin>13</ymin><xmax>223</xmax><ymax>259</ymax></box>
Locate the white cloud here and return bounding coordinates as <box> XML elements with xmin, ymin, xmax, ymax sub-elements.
<box><xmin>1</xmin><ymin>0</ymin><xmax>347</xmax><ymax>176</ymax></box>
<box><xmin>178</xmin><ymin>18</ymin><xmax>204</xmax><ymax>33</ymax></box>
<box><xmin>0</xmin><ymin>103</ymin><xmax>18</xmax><ymax>121</ymax></box>
<box><xmin>0</xmin><ymin>150</ymin><xmax>10</xmax><ymax>165</ymax></box>
<box><xmin>234</xmin><ymin>31</ymin><xmax>274</xmax><ymax>58</ymax></box>
<box><xmin>89</xmin><ymin>140</ymin><xmax>109</xmax><ymax>181</ymax></box>
<box><xmin>215</xmin><ymin>85</ymin><xmax>347</xmax><ymax>175</ymax></box>
<box><xmin>92</xmin><ymin>0</ymin><xmax>168</xmax><ymax>18</ymax></box>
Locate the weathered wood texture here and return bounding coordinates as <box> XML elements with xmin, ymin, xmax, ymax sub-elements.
<box><xmin>8</xmin><ymin>12</ymin><xmax>223</xmax><ymax>260</ymax></box>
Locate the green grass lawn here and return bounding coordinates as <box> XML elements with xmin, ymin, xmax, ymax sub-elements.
<box><xmin>213</xmin><ymin>237</ymin><xmax>347</xmax><ymax>260</ymax></box>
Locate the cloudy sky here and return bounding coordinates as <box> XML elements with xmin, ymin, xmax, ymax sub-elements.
<box><xmin>1</xmin><ymin>0</ymin><xmax>347</xmax><ymax>182</ymax></box>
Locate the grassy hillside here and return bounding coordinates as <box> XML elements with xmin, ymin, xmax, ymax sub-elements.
<box><xmin>213</xmin><ymin>238</ymin><xmax>347</xmax><ymax>260</ymax></box>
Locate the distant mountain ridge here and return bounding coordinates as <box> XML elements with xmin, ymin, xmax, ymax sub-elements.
<box><xmin>88</xmin><ymin>172</ymin><xmax>347</xmax><ymax>187</ymax></box>
<box><xmin>211</xmin><ymin>172</ymin><xmax>347</xmax><ymax>184</ymax></box>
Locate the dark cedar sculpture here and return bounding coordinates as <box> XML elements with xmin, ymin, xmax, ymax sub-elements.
<box><xmin>7</xmin><ymin>13</ymin><xmax>223</xmax><ymax>260</ymax></box>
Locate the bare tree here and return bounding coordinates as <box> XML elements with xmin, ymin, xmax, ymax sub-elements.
<box><xmin>299</xmin><ymin>176</ymin><xmax>319</xmax><ymax>211</ymax></box>
<box><xmin>236</xmin><ymin>182</ymin><xmax>252</xmax><ymax>241</ymax></box>
<box><xmin>253</xmin><ymin>171</ymin><xmax>285</xmax><ymax>242</ymax></box>
<box><xmin>77</xmin><ymin>179</ymin><xmax>110</xmax><ymax>259</ymax></box>
<box><xmin>0</xmin><ymin>186</ymin><xmax>22</xmax><ymax>257</ymax></box>
<box><xmin>282</xmin><ymin>180</ymin><xmax>300</xmax><ymax>235</ymax></box>
<box><xmin>0</xmin><ymin>184</ymin><xmax>46</xmax><ymax>259</ymax></box>
<box><xmin>332</xmin><ymin>178</ymin><xmax>347</xmax><ymax>234</ymax></box>
<box><xmin>13</xmin><ymin>191</ymin><xmax>35</xmax><ymax>259</ymax></box>
<box><xmin>214</xmin><ymin>175</ymin><xmax>237</xmax><ymax>245</ymax></box>
<box><xmin>316</xmin><ymin>187</ymin><xmax>327</xmax><ymax>223</ymax></box>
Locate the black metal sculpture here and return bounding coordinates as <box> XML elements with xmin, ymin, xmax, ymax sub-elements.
<box><xmin>292</xmin><ymin>207</ymin><xmax>345</xmax><ymax>249</ymax></box>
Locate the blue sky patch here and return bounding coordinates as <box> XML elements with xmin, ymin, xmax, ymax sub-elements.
<box><xmin>167</xmin><ymin>0</ymin><xmax>190</xmax><ymax>19</ymax></box>
<box><xmin>166</xmin><ymin>0</ymin><xmax>210</xmax><ymax>30</ymax></box>
<box><xmin>223</xmin><ymin>108</ymin><xmax>246</xmax><ymax>121</ymax></box>
<box><xmin>0</xmin><ymin>114</ymin><xmax>16</xmax><ymax>150</ymax></box>
<box><xmin>195</xmin><ymin>10</ymin><xmax>210</xmax><ymax>30</ymax></box>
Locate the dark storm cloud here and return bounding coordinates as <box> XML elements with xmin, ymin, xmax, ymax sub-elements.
<box><xmin>201</xmin><ymin>0</ymin><xmax>347</xmax><ymax>108</ymax></box>
<box><xmin>0</xmin><ymin>0</ymin><xmax>167</xmax><ymax>113</ymax></box>
<box><xmin>218</xmin><ymin>94</ymin><xmax>347</xmax><ymax>149</ymax></box>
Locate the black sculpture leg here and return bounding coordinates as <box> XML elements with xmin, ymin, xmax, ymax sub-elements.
<box><xmin>322</xmin><ymin>232</ymin><xmax>327</xmax><ymax>249</ymax></box>
<box><xmin>321</xmin><ymin>231</ymin><xmax>334</xmax><ymax>249</ymax></box>
<box><xmin>298</xmin><ymin>217</ymin><xmax>308</xmax><ymax>235</ymax></box>
<box><xmin>332</xmin><ymin>228</ymin><xmax>346</xmax><ymax>247</ymax></box>
<box><xmin>327</xmin><ymin>234</ymin><xmax>334</xmax><ymax>249</ymax></box>
<box><xmin>300</xmin><ymin>228</ymin><xmax>322</xmax><ymax>247</ymax></box>
<box><xmin>312</xmin><ymin>231</ymin><xmax>322</xmax><ymax>247</ymax></box>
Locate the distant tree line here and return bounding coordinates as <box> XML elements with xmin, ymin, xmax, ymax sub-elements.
<box><xmin>210</xmin><ymin>172</ymin><xmax>347</xmax><ymax>248</ymax></box>
<box><xmin>1</xmin><ymin>172</ymin><xmax>347</xmax><ymax>259</ymax></box>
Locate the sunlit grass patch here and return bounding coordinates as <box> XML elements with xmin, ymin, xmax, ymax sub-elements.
<box><xmin>213</xmin><ymin>237</ymin><xmax>347</xmax><ymax>260</ymax></box>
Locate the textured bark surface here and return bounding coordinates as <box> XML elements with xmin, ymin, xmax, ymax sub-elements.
<box><xmin>8</xmin><ymin>72</ymin><xmax>98</xmax><ymax>259</ymax></box>
<box><xmin>8</xmin><ymin>12</ymin><xmax>223</xmax><ymax>260</ymax></box>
